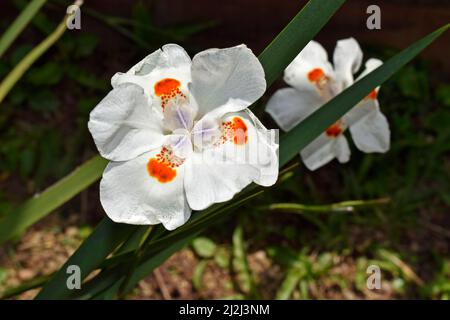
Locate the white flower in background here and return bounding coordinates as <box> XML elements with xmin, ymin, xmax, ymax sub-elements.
<box><xmin>266</xmin><ymin>38</ymin><xmax>390</xmax><ymax>171</ymax></box>
<box><xmin>88</xmin><ymin>44</ymin><xmax>279</xmax><ymax>230</ymax></box>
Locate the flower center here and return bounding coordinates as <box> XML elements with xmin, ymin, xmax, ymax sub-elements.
<box><xmin>307</xmin><ymin>68</ymin><xmax>340</xmax><ymax>101</ymax></box>
<box><xmin>154</xmin><ymin>78</ymin><xmax>186</xmax><ymax>111</ymax></box>
<box><xmin>147</xmin><ymin>146</ymin><xmax>184</xmax><ymax>183</ymax></box>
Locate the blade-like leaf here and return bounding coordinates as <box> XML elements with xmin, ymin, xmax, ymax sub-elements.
<box><xmin>260</xmin><ymin>198</ymin><xmax>390</xmax><ymax>213</ymax></box>
<box><xmin>259</xmin><ymin>0</ymin><xmax>345</xmax><ymax>86</ymax></box>
<box><xmin>35</xmin><ymin>218</ymin><xmax>137</xmax><ymax>299</ymax></box>
<box><xmin>0</xmin><ymin>0</ymin><xmax>46</xmax><ymax>58</ymax></box>
<box><xmin>0</xmin><ymin>156</ymin><xmax>107</xmax><ymax>244</ymax></box>
<box><xmin>0</xmin><ymin>3</ymin><xmax>79</xmax><ymax>104</ymax></box>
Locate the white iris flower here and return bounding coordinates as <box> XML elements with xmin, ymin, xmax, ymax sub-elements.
<box><xmin>88</xmin><ymin>44</ymin><xmax>279</xmax><ymax>230</ymax></box>
<box><xmin>266</xmin><ymin>38</ymin><xmax>390</xmax><ymax>171</ymax></box>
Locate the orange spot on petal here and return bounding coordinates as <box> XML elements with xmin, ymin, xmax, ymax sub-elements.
<box><xmin>325</xmin><ymin>123</ymin><xmax>342</xmax><ymax>137</ymax></box>
<box><xmin>232</xmin><ymin>117</ymin><xmax>248</xmax><ymax>145</ymax></box>
<box><xmin>147</xmin><ymin>158</ymin><xmax>176</xmax><ymax>183</ymax></box>
<box><xmin>154</xmin><ymin>78</ymin><xmax>181</xmax><ymax>97</ymax></box>
<box><xmin>366</xmin><ymin>89</ymin><xmax>378</xmax><ymax>100</ymax></box>
<box><xmin>307</xmin><ymin>68</ymin><xmax>325</xmax><ymax>83</ymax></box>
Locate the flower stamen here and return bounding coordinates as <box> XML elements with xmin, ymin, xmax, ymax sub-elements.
<box><xmin>217</xmin><ymin>117</ymin><xmax>249</xmax><ymax>146</ymax></box>
<box><xmin>154</xmin><ymin>78</ymin><xmax>186</xmax><ymax>111</ymax></box>
<box><xmin>147</xmin><ymin>146</ymin><xmax>184</xmax><ymax>183</ymax></box>
<box><xmin>307</xmin><ymin>68</ymin><xmax>328</xmax><ymax>90</ymax></box>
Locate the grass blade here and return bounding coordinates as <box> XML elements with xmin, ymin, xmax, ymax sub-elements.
<box><xmin>0</xmin><ymin>0</ymin><xmax>47</xmax><ymax>58</ymax></box>
<box><xmin>275</xmin><ymin>267</ymin><xmax>303</xmax><ymax>300</ymax></box>
<box><xmin>260</xmin><ymin>198</ymin><xmax>390</xmax><ymax>213</ymax></box>
<box><xmin>232</xmin><ymin>224</ymin><xmax>258</xmax><ymax>297</ymax></box>
<box><xmin>0</xmin><ymin>156</ymin><xmax>107</xmax><ymax>244</ymax></box>
<box><xmin>35</xmin><ymin>218</ymin><xmax>137</xmax><ymax>299</ymax></box>
<box><xmin>260</xmin><ymin>0</ymin><xmax>345</xmax><ymax>86</ymax></box>
<box><xmin>0</xmin><ymin>3</ymin><xmax>79</xmax><ymax>104</ymax></box>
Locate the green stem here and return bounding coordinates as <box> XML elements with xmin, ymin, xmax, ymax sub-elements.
<box><xmin>0</xmin><ymin>4</ymin><xmax>79</xmax><ymax>105</ymax></box>
<box><xmin>0</xmin><ymin>0</ymin><xmax>47</xmax><ymax>58</ymax></box>
<box><xmin>261</xmin><ymin>197</ymin><xmax>391</xmax><ymax>214</ymax></box>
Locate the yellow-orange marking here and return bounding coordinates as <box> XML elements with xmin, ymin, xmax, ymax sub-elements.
<box><xmin>147</xmin><ymin>146</ymin><xmax>183</xmax><ymax>183</ymax></box>
<box><xmin>366</xmin><ymin>89</ymin><xmax>378</xmax><ymax>100</ymax></box>
<box><xmin>154</xmin><ymin>78</ymin><xmax>186</xmax><ymax>110</ymax></box>
<box><xmin>325</xmin><ymin>123</ymin><xmax>342</xmax><ymax>137</ymax></box>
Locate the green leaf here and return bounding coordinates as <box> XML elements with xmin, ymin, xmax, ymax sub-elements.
<box><xmin>0</xmin><ymin>156</ymin><xmax>107</xmax><ymax>244</ymax></box>
<box><xmin>29</xmin><ymin>90</ymin><xmax>59</xmax><ymax>112</ymax></box>
<box><xmin>191</xmin><ymin>237</ymin><xmax>217</xmax><ymax>258</ymax></box>
<box><xmin>192</xmin><ymin>260</ymin><xmax>208</xmax><ymax>291</ymax></box>
<box><xmin>232</xmin><ymin>224</ymin><xmax>256</xmax><ymax>296</ymax></box>
<box><xmin>0</xmin><ymin>267</ymin><xmax>8</xmax><ymax>285</ymax></box>
<box><xmin>118</xmin><ymin>233</ymin><xmax>195</xmax><ymax>295</ymax></box>
<box><xmin>0</xmin><ymin>9</ymin><xmax>73</xmax><ymax>105</ymax></box>
<box><xmin>0</xmin><ymin>0</ymin><xmax>47</xmax><ymax>58</ymax></box>
<box><xmin>436</xmin><ymin>84</ymin><xmax>450</xmax><ymax>107</ymax></box>
<box><xmin>73</xmin><ymin>34</ymin><xmax>99</xmax><ymax>58</ymax></box>
<box><xmin>259</xmin><ymin>0</ymin><xmax>345</xmax><ymax>86</ymax></box>
<box><xmin>35</xmin><ymin>218</ymin><xmax>138</xmax><ymax>299</ymax></box>
<box><xmin>275</xmin><ymin>267</ymin><xmax>303</xmax><ymax>300</ymax></box>
<box><xmin>214</xmin><ymin>247</ymin><xmax>230</xmax><ymax>268</ymax></box>
<box><xmin>0</xmin><ymin>274</ymin><xmax>50</xmax><ymax>300</ymax></box>
<box><xmin>26</xmin><ymin>62</ymin><xmax>64</xmax><ymax>85</ymax></box>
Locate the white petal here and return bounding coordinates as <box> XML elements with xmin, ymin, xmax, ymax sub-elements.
<box><xmin>100</xmin><ymin>150</ymin><xmax>191</xmax><ymax>230</ymax></box>
<box><xmin>190</xmin><ymin>45</ymin><xmax>266</xmax><ymax>117</ymax></box>
<box><xmin>244</xmin><ymin>109</ymin><xmax>279</xmax><ymax>186</ymax></box>
<box><xmin>165</xmin><ymin>133</ymin><xmax>193</xmax><ymax>159</ymax></box>
<box><xmin>300</xmin><ymin>134</ymin><xmax>335</xmax><ymax>171</ymax></box>
<box><xmin>301</xmin><ymin>133</ymin><xmax>350</xmax><ymax>170</ymax></box>
<box><xmin>333</xmin><ymin>135</ymin><xmax>351</xmax><ymax>163</ymax></box>
<box><xmin>204</xmin><ymin>98</ymin><xmax>249</xmax><ymax>120</ymax></box>
<box><xmin>333</xmin><ymin>38</ymin><xmax>363</xmax><ymax>88</ymax></box>
<box><xmin>185</xmin><ymin>110</ymin><xmax>278</xmax><ymax>210</ymax></box>
<box><xmin>163</xmin><ymin>99</ymin><xmax>197</xmax><ymax>132</ymax></box>
<box><xmin>356</xmin><ymin>58</ymin><xmax>383</xmax><ymax>81</ymax></box>
<box><xmin>283</xmin><ymin>41</ymin><xmax>338</xmax><ymax>96</ymax></box>
<box><xmin>343</xmin><ymin>56</ymin><xmax>383</xmax><ymax>127</ymax></box>
<box><xmin>191</xmin><ymin>116</ymin><xmax>222</xmax><ymax>150</ymax></box>
<box><xmin>184</xmin><ymin>153</ymin><xmax>259</xmax><ymax>211</ymax></box>
<box><xmin>191</xmin><ymin>98</ymin><xmax>249</xmax><ymax>151</ymax></box>
<box><xmin>350</xmin><ymin>109</ymin><xmax>390</xmax><ymax>153</ymax></box>
<box><xmin>88</xmin><ymin>83</ymin><xmax>164</xmax><ymax>161</ymax></box>
<box><xmin>111</xmin><ymin>44</ymin><xmax>192</xmax><ymax>106</ymax></box>
<box><xmin>265</xmin><ymin>88</ymin><xmax>322</xmax><ymax>132</ymax></box>
<box><xmin>343</xmin><ymin>98</ymin><xmax>378</xmax><ymax>127</ymax></box>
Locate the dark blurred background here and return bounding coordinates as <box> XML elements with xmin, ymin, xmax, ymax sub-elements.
<box><xmin>0</xmin><ymin>0</ymin><xmax>449</xmax><ymax>299</ymax></box>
